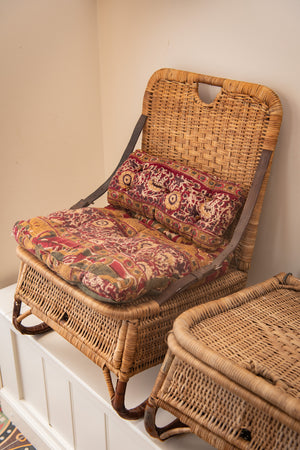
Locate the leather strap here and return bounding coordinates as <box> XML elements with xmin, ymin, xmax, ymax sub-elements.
<box><xmin>71</xmin><ymin>129</ymin><xmax>271</xmax><ymax>306</ymax></box>
<box><xmin>71</xmin><ymin>114</ymin><xmax>147</xmax><ymax>209</ymax></box>
<box><xmin>154</xmin><ymin>149</ymin><xmax>272</xmax><ymax>306</ymax></box>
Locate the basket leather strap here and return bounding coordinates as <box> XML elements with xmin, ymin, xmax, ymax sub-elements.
<box><xmin>71</xmin><ymin>114</ymin><xmax>147</xmax><ymax>209</ymax></box>
<box><xmin>155</xmin><ymin>149</ymin><xmax>273</xmax><ymax>306</ymax></box>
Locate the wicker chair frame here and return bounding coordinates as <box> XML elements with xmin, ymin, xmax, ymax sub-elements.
<box><xmin>13</xmin><ymin>68</ymin><xmax>282</xmax><ymax>419</ymax></box>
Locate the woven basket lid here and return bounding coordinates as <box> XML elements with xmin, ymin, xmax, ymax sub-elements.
<box><xmin>172</xmin><ymin>273</ymin><xmax>300</xmax><ymax>421</ymax></box>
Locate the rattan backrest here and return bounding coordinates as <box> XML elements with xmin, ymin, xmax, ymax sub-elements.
<box><xmin>142</xmin><ymin>69</ymin><xmax>282</xmax><ymax>271</ymax></box>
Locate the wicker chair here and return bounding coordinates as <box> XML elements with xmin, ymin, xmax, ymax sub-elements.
<box><xmin>144</xmin><ymin>273</ymin><xmax>300</xmax><ymax>448</ymax></box>
<box><xmin>12</xmin><ymin>68</ymin><xmax>282</xmax><ymax>419</ymax></box>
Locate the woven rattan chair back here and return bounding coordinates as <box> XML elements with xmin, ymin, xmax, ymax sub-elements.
<box><xmin>141</xmin><ymin>69</ymin><xmax>282</xmax><ymax>271</ymax></box>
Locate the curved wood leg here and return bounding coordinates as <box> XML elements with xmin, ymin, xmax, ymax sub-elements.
<box><xmin>13</xmin><ymin>298</ymin><xmax>52</xmax><ymax>335</ymax></box>
<box><xmin>144</xmin><ymin>402</ymin><xmax>191</xmax><ymax>440</ymax></box>
<box><xmin>111</xmin><ymin>379</ymin><xmax>147</xmax><ymax>420</ymax></box>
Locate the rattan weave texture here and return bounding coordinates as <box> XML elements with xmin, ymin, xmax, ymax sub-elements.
<box><xmin>142</xmin><ymin>69</ymin><xmax>282</xmax><ymax>271</ymax></box>
<box><xmin>145</xmin><ymin>273</ymin><xmax>300</xmax><ymax>448</ymax></box>
<box><xmin>15</xmin><ymin>246</ymin><xmax>247</xmax><ymax>379</ymax></box>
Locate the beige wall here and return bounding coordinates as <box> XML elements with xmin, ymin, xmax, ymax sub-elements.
<box><xmin>0</xmin><ymin>0</ymin><xmax>102</xmax><ymax>287</ymax></box>
<box><xmin>1</xmin><ymin>0</ymin><xmax>299</xmax><ymax>289</ymax></box>
<box><xmin>97</xmin><ymin>0</ymin><xmax>300</xmax><ymax>285</ymax></box>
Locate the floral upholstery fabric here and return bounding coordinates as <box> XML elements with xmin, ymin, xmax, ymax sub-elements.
<box><xmin>13</xmin><ymin>207</ymin><xmax>230</xmax><ymax>304</ymax></box>
<box><xmin>108</xmin><ymin>150</ymin><xmax>246</xmax><ymax>251</ymax></box>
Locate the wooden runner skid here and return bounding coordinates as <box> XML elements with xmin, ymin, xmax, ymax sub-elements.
<box><xmin>13</xmin><ymin>68</ymin><xmax>282</xmax><ymax>419</ymax></box>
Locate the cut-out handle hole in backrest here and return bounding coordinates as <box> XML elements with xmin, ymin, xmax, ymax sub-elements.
<box><xmin>197</xmin><ymin>83</ymin><xmax>222</xmax><ymax>105</ymax></box>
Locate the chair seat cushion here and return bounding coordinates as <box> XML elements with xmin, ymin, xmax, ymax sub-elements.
<box><xmin>107</xmin><ymin>150</ymin><xmax>246</xmax><ymax>251</ymax></box>
<box><xmin>13</xmin><ymin>206</ymin><xmax>230</xmax><ymax>303</ymax></box>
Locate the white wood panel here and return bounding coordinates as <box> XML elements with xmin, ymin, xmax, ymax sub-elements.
<box><xmin>15</xmin><ymin>333</ymin><xmax>48</xmax><ymax>419</ymax></box>
<box><xmin>43</xmin><ymin>357</ymin><xmax>74</xmax><ymax>446</ymax></box>
<box><xmin>107</xmin><ymin>411</ymin><xmax>159</xmax><ymax>450</ymax></box>
<box><xmin>70</xmin><ymin>380</ymin><xmax>107</xmax><ymax>450</ymax></box>
<box><xmin>0</xmin><ymin>316</ymin><xmax>19</xmax><ymax>397</ymax></box>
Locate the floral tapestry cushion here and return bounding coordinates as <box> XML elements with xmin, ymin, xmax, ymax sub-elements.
<box><xmin>107</xmin><ymin>150</ymin><xmax>246</xmax><ymax>250</ymax></box>
<box><xmin>13</xmin><ymin>206</ymin><xmax>229</xmax><ymax>304</ymax></box>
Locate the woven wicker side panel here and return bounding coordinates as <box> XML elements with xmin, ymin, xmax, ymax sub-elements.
<box><xmin>131</xmin><ymin>270</ymin><xmax>247</xmax><ymax>376</ymax></box>
<box><xmin>15</xmin><ymin>261</ymin><xmax>246</xmax><ymax>379</ymax></box>
<box><xmin>15</xmin><ymin>263</ymin><xmax>123</xmax><ymax>371</ymax></box>
<box><xmin>157</xmin><ymin>357</ymin><xmax>300</xmax><ymax>450</ymax></box>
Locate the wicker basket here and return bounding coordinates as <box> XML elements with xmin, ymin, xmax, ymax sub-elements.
<box><xmin>13</xmin><ymin>69</ymin><xmax>282</xmax><ymax>419</ymax></box>
<box><xmin>145</xmin><ymin>273</ymin><xmax>300</xmax><ymax>449</ymax></box>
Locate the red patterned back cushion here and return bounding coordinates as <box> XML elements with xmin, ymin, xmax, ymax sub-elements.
<box><xmin>107</xmin><ymin>150</ymin><xmax>246</xmax><ymax>250</ymax></box>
